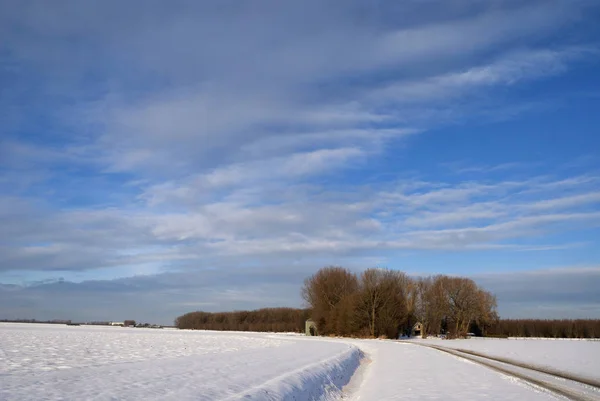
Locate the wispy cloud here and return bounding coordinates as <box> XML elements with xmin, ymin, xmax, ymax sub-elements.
<box><xmin>370</xmin><ymin>48</ymin><xmax>590</xmax><ymax>104</ymax></box>
<box><xmin>1</xmin><ymin>0</ymin><xmax>599</xmax><ymax>321</ymax></box>
<box><xmin>1</xmin><ymin>172</ymin><xmax>599</xmax><ymax>275</ymax></box>
<box><xmin>526</xmin><ymin>192</ymin><xmax>600</xmax><ymax>210</ymax></box>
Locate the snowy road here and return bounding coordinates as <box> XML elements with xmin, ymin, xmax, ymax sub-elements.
<box><xmin>344</xmin><ymin>340</ymin><xmax>568</xmax><ymax>401</ymax></box>
<box><xmin>400</xmin><ymin>341</ymin><xmax>600</xmax><ymax>401</ymax></box>
<box><xmin>2</xmin><ymin>323</ymin><xmax>598</xmax><ymax>400</ymax></box>
<box><xmin>415</xmin><ymin>337</ymin><xmax>600</xmax><ymax>383</ymax></box>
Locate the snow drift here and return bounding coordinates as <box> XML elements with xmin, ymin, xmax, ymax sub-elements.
<box><xmin>227</xmin><ymin>345</ymin><xmax>364</xmax><ymax>401</ymax></box>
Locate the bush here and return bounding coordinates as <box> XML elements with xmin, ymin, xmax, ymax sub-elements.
<box><xmin>486</xmin><ymin>319</ymin><xmax>600</xmax><ymax>339</ymax></box>
<box><xmin>484</xmin><ymin>333</ymin><xmax>509</xmax><ymax>339</ymax></box>
<box><xmin>175</xmin><ymin>308</ymin><xmax>310</xmax><ymax>332</ymax></box>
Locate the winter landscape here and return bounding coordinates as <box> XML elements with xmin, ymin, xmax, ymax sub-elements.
<box><xmin>3</xmin><ymin>0</ymin><xmax>600</xmax><ymax>400</ymax></box>
<box><xmin>2</xmin><ymin>323</ymin><xmax>599</xmax><ymax>401</ymax></box>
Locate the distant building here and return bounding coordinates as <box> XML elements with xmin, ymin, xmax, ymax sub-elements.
<box><xmin>110</xmin><ymin>322</ymin><xmax>124</xmax><ymax>326</ymax></box>
<box><xmin>412</xmin><ymin>322</ymin><xmax>423</xmax><ymax>337</ymax></box>
<box><xmin>305</xmin><ymin>319</ymin><xmax>318</xmax><ymax>336</ymax></box>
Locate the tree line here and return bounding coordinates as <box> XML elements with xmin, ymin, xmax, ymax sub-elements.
<box><xmin>175</xmin><ymin>307</ymin><xmax>310</xmax><ymax>332</ymax></box>
<box><xmin>302</xmin><ymin>266</ymin><xmax>498</xmax><ymax>339</ymax></box>
<box><xmin>174</xmin><ymin>266</ymin><xmax>498</xmax><ymax>338</ymax></box>
<box><xmin>486</xmin><ymin>319</ymin><xmax>600</xmax><ymax>338</ymax></box>
<box><xmin>174</xmin><ymin>266</ymin><xmax>600</xmax><ymax>339</ymax></box>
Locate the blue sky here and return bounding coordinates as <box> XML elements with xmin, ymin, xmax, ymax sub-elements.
<box><xmin>1</xmin><ymin>0</ymin><xmax>600</xmax><ymax>324</ymax></box>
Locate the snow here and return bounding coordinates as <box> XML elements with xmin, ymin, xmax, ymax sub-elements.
<box><xmin>414</xmin><ymin>337</ymin><xmax>600</xmax><ymax>382</ymax></box>
<box><xmin>2</xmin><ymin>323</ymin><xmax>594</xmax><ymax>400</ymax></box>
<box><xmin>1</xmin><ymin>323</ymin><xmax>285</xmax><ymax>375</ymax></box>
<box><xmin>0</xmin><ymin>323</ymin><xmax>360</xmax><ymax>401</ymax></box>
<box><xmin>338</xmin><ymin>340</ymin><xmax>560</xmax><ymax>401</ymax></box>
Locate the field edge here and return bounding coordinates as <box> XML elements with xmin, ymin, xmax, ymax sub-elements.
<box><xmin>227</xmin><ymin>344</ymin><xmax>364</xmax><ymax>401</ymax></box>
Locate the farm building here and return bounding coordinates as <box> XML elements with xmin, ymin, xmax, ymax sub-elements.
<box><xmin>305</xmin><ymin>319</ymin><xmax>318</xmax><ymax>336</ymax></box>
<box><xmin>412</xmin><ymin>322</ymin><xmax>423</xmax><ymax>337</ymax></box>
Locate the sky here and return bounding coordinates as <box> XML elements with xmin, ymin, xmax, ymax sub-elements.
<box><xmin>1</xmin><ymin>0</ymin><xmax>600</xmax><ymax>325</ymax></box>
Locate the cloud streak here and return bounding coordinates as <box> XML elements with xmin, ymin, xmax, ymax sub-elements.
<box><xmin>1</xmin><ymin>0</ymin><xmax>599</xmax><ymax>321</ymax></box>
<box><xmin>1</xmin><ymin>173</ymin><xmax>599</xmax><ymax>273</ymax></box>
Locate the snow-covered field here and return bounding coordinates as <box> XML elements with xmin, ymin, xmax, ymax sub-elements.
<box><xmin>0</xmin><ymin>323</ymin><xmax>360</xmax><ymax>400</ymax></box>
<box><xmin>2</xmin><ymin>323</ymin><xmax>599</xmax><ymax>400</ymax></box>
<box><xmin>414</xmin><ymin>337</ymin><xmax>600</xmax><ymax>382</ymax></box>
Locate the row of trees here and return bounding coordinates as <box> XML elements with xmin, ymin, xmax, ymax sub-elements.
<box><xmin>174</xmin><ymin>266</ymin><xmax>600</xmax><ymax>339</ymax></box>
<box><xmin>486</xmin><ymin>319</ymin><xmax>600</xmax><ymax>338</ymax></box>
<box><xmin>302</xmin><ymin>266</ymin><xmax>498</xmax><ymax>339</ymax></box>
<box><xmin>175</xmin><ymin>307</ymin><xmax>310</xmax><ymax>332</ymax></box>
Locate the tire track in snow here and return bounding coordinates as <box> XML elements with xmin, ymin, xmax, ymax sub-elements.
<box><xmin>451</xmin><ymin>347</ymin><xmax>600</xmax><ymax>389</ymax></box>
<box><xmin>400</xmin><ymin>341</ymin><xmax>600</xmax><ymax>401</ymax></box>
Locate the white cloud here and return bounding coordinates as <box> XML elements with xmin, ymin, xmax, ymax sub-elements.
<box><xmin>0</xmin><ymin>0</ymin><xmax>586</xmax><ymax>178</ymax></box>
<box><xmin>1</xmin><ymin>0</ymin><xmax>599</xmax><ymax>327</ymax></box>
<box><xmin>240</xmin><ymin>128</ymin><xmax>419</xmax><ymax>157</ymax></box>
<box><xmin>370</xmin><ymin>48</ymin><xmax>588</xmax><ymax>104</ymax></box>
<box><xmin>2</xmin><ymin>171</ymin><xmax>599</xmax><ymax>275</ymax></box>
<box><xmin>526</xmin><ymin>192</ymin><xmax>600</xmax><ymax>210</ymax></box>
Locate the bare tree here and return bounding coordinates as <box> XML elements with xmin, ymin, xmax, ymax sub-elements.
<box><xmin>444</xmin><ymin>277</ymin><xmax>481</xmax><ymax>337</ymax></box>
<box><xmin>420</xmin><ymin>276</ymin><xmax>498</xmax><ymax>338</ymax></box>
<box><xmin>475</xmin><ymin>289</ymin><xmax>498</xmax><ymax>336</ymax></box>
<box><xmin>301</xmin><ymin>266</ymin><xmax>359</xmax><ymax>335</ymax></box>
<box><xmin>415</xmin><ymin>276</ymin><xmax>449</xmax><ymax>338</ymax></box>
<box><xmin>355</xmin><ymin>269</ymin><xmax>409</xmax><ymax>338</ymax></box>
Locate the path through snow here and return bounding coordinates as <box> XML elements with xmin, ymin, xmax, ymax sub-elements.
<box><xmin>415</xmin><ymin>337</ymin><xmax>600</xmax><ymax>383</ymax></box>
<box><xmin>345</xmin><ymin>340</ymin><xmax>562</xmax><ymax>400</ymax></box>
<box><xmin>2</xmin><ymin>323</ymin><xmax>586</xmax><ymax>400</ymax></box>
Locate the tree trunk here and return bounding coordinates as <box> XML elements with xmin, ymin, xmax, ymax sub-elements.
<box><xmin>371</xmin><ymin>304</ymin><xmax>376</xmax><ymax>337</ymax></box>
